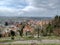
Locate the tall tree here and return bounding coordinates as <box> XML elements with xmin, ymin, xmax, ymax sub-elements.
<box><xmin>53</xmin><ymin>15</ymin><xmax>60</xmax><ymax>28</ymax></box>
<box><xmin>52</xmin><ymin>15</ymin><xmax>60</xmax><ymax>36</ymax></box>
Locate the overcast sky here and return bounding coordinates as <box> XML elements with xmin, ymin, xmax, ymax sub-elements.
<box><xmin>0</xmin><ymin>0</ymin><xmax>60</xmax><ymax>17</ymax></box>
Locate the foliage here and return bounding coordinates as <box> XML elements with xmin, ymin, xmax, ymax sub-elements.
<box><xmin>35</xmin><ymin>25</ymin><xmax>41</xmax><ymax>38</ymax></box>
<box><xmin>46</xmin><ymin>23</ymin><xmax>53</xmax><ymax>36</ymax></box>
<box><xmin>42</xmin><ymin>15</ymin><xmax>60</xmax><ymax>36</ymax></box>
<box><xmin>10</xmin><ymin>30</ymin><xmax>15</xmax><ymax>40</ymax></box>
<box><xmin>52</xmin><ymin>15</ymin><xmax>60</xmax><ymax>36</ymax></box>
<box><xmin>53</xmin><ymin>15</ymin><xmax>60</xmax><ymax>28</ymax></box>
<box><xmin>18</xmin><ymin>22</ymin><xmax>26</xmax><ymax>37</ymax></box>
<box><xmin>5</xmin><ymin>22</ymin><xmax>8</xmax><ymax>26</ymax></box>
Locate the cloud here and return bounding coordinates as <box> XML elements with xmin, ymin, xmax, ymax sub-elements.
<box><xmin>0</xmin><ymin>7</ymin><xmax>20</xmax><ymax>16</ymax></box>
<box><xmin>0</xmin><ymin>0</ymin><xmax>27</xmax><ymax>16</ymax></box>
<box><xmin>20</xmin><ymin>0</ymin><xmax>60</xmax><ymax>17</ymax></box>
<box><xmin>0</xmin><ymin>0</ymin><xmax>28</xmax><ymax>9</ymax></box>
<box><xmin>0</xmin><ymin>0</ymin><xmax>60</xmax><ymax>17</ymax></box>
<box><xmin>20</xmin><ymin>5</ymin><xmax>47</xmax><ymax>17</ymax></box>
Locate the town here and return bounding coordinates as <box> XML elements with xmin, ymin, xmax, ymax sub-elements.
<box><xmin>0</xmin><ymin>16</ymin><xmax>60</xmax><ymax>39</ymax></box>
<box><xmin>0</xmin><ymin>16</ymin><xmax>60</xmax><ymax>45</ymax></box>
<box><xmin>0</xmin><ymin>0</ymin><xmax>60</xmax><ymax>45</ymax></box>
<box><xmin>0</xmin><ymin>17</ymin><xmax>51</xmax><ymax>37</ymax></box>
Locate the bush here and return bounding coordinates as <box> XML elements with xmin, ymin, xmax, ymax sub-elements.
<box><xmin>27</xmin><ymin>35</ymin><xmax>34</xmax><ymax>38</ymax></box>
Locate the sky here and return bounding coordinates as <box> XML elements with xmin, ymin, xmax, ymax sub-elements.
<box><xmin>0</xmin><ymin>0</ymin><xmax>60</xmax><ymax>17</ymax></box>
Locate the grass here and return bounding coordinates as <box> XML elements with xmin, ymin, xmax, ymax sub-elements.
<box><xmin>22</xmin><ymin>36</ymin><xmax>60</xmax><ymax>40</ymax></box>
<box><xmin>0</xmin><ymin>44</ymin><xmax>60</xmax><ymax>45</ymax></box>
<box><xmin>0</xmin><ymin>40</ymin><xmax>13</xmax><ymax>42</ymax></box>
<box><xmin>0</xmin><ymin>36</ymin><xmax>60</xmax><ymax>42</ymax></box>
<box><xmin>41</xmin><ymin>36</ymin><xmax>60</xmax><ymax>40</ymax></box>
<box><xmin>0</xmin><ymin>36</ymin><xmax>60</xmax><ymax>45</ymax></box>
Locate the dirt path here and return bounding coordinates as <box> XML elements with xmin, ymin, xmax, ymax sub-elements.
<box><xmin>0</xmin><ymin>40</ymin><xmax>60</xmax><ymax>44</ymax></box>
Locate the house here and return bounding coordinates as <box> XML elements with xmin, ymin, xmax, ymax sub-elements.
<box><xmin>1</xmin><ymin>25</ymin><xmax>18</xmax><ymax>37</ymax></box>
<box><xmin>23</xmin><ymin>25</ymin><xmax>34</xmax><ymax>36</ymax></box>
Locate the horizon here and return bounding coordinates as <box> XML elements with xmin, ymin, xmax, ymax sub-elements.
<box><xmin>0</xmin><ymin>15</ymin><xmax>53</xmax><ymax>17</ymax></box>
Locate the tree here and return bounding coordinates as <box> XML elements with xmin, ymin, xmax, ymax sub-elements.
<box><xmin>20</xmin><ymin>24</ymin><xmax>25</xmax><ymax>37</ymax></box>
<box><xmin>0</xmin><ymin>31</ymin><xmax>2</xmax><ymax>38</ymax></box>
<box><xmin>18</xmin><ymin>22</ymin><xmax>26</xmax><ymax>37</ymax></box>
<box><xmin>46</xmin><ymin>23</ymin><xmax>53</xmax><ymax>36</ymax></box>
<box><xmin>5</xmin><ymin>22</ymin><xmax>8</xmax><ymax>26</ymax></box>
<box><xmin>53</xmin><ymin>15</ymin><xmax>60</xmax><ymax>28</ymax></box>
<box><xmin>10</xmin><ymin>30</ymin><xmax>15</xmax><ymax>40</ymax></box>
<box><xmin>35</xmin><ymin>25</ymin><xmax>41</xmax><ymax>38</ymax></box>
<box><xmin>52</xmin><ymin>15</ymin><xmax>60</xmax><ymax>36</ymax></box>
